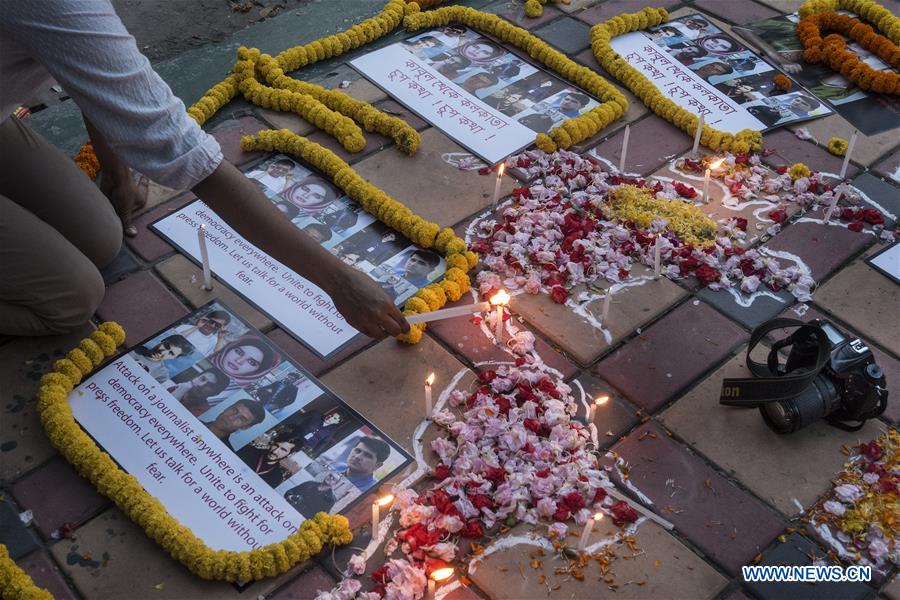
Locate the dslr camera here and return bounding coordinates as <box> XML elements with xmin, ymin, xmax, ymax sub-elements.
<box><xmin>720</xmin><ymin>318</ymin><xmax>887</xmax><ymax>433</ymax></box>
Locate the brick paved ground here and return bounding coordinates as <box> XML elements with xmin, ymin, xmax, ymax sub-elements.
<box><xmin>1</xmin><ymin>0</ymin><xmax>898</xmax><ymax>599</ymax></box>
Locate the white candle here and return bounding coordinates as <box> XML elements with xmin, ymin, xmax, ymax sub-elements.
<box><xmin>197</xmin><ymin>224</ymin><xmax>213</xmax><ymax>290</ymax></box>
<box><xmin>618</xmin><ymin>124</ymin><xmax>630</xmax><ymax>173</ymax></box>
<box><xmin>372</xmin><ymin>501</ymin><xmax>380</xmax><ymax>531</ymax></box>
<box><xmin>495</xmin><ymin>305</ymin><xmax>504</xmax><ymax>345</ymax></box>
<box><xmin>824</xmin><ymin>202</ymin><xmax>836</xmax><ymax>223</ymax></box>
<box><xmin>588</xmin><ymin>394</ymin><xmax>609</xmax><ymax>422</ymax></box>
<box><xmin>702</xmin><ymin>168</ymin><xmax>711</xmax><ymax>204</ymax></box>
<box><xmin>429</xmin><ymin>568</ymin><xmax>454</xmax><ymax>599</ymax></box>
<box><xmin>427</xmin><ymin>579</ymin><xmax>436</xmax><ymax>600</ymax></box>
<box><xmin>691</xmin><ymin>113</ymin><xmax>704</xmax><ymax>157</ymax></box>
<box><xmin>839</xmin><ymin>130</ymin><xmax>857</xmax><ymax>180</ymax></box>
<box><xmin>578</xmin><ymin>513</ymin><xmax>603</xmax><ymax>551</ymax></box>
<box><xmin>425</xmin><ymin>373</ymin><xmax>435</xmax><ymax>418</ymax></box>
<box><xmin>492</xmin><ymin>163</ymin><xmax>506</xmax><ymax>210</ymax></box>
<box><xmin>600</xmin><ymin>289</ymin><xmax>613</xmax><ymax>325</ymax></box>
<box><xmin>405</xmin><ymin>301</ymin><xmax>491</xmax><ymax>324</ymax></box>
<box><xmin>653</xmin><ymin>236</ymin><xmax>662</xmax><ymax>278</ymax></box>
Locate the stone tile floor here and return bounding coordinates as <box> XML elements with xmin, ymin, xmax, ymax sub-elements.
<box><xmin>1</xmin><ymin>0</ymin><xmax>898</xmax><ymax>598</ymax></box>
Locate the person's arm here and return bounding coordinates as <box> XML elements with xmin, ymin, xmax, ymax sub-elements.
<box><xmin>83</xmin><ymin>117</ymin><xmax>146</xmax><ymax>235</ymax></box>
<box><xmin>192</xmin><ymin>162</ymin><xmax>409</xmax><ymax>338</ymax></box>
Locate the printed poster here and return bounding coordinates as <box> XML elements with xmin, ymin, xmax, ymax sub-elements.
<box><xmin>69</xmin><ymin>301</ymin><xmax>412</xmax><ymax>552</ymax></box>
<box><xmin>734</xmin><ymin>13</ymin><xmax>900</xmax><ymax>135</ymax></box>
<box><xmin>610</xmin><ymin>13</ymin><xmax>832</xmax><ymax>132</ymax></box>
<box><xmin>351</xmin><ymin>25</ymin><xmax>602</xmax><ymax>164</ymax></box>
<box><xmin>152</xmin><ymin>154</ymin><xmax>446</xmax><ymax>357</ymax></box>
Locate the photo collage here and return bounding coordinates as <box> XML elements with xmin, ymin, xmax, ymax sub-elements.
<box><xmin>128</xmin><ymin>301</ymin><xmax>410</xmax><ymax>520</ymax></box>
<box><xmin>646</xmin><ymin>14</ymin><xmax>831</xmax><ymax>128</ymax></box>
<box><xmin>735</xmin><ymin>14</ymin><xmax>899</xmax><ymax>135</ymax></box>
<box><xmin>246</xmin><ymin>154</ymin><xmax>446</xmax><ymax>304</ymax></box>
<box><xmin>401</xmin><ymin>25</ymin><xmax>600</xmax><ymax>133</ymax></box>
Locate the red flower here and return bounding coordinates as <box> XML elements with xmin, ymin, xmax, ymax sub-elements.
<box><xmin>461</xmin><ymin>520</ymin><xmax>483</xmax><ymax>538</ymax></box>
<box><xmin>432</xmin><ymin>464</ymin><xmax>451</xmax><ymax>480</ymax></box>
<box><xmin>840</xmin><ymin>207</ymin><xmax>857</xmax><ymax>221</ymax></box>
<box><xmin>553</xmin><ymin>506</ymin><xmax>571</xmax><ymax>522</ymax></box>
<box><xmin>484</xmin><ymin>467</ymin><xmax>506</xmax><ymax>483</ymax></box>
<box><xmin>550</xmin><ymin>285</ymin><xmax>569</xmax><ymax>304</ymax></box>
<box><xmin>695</xmin><ymin>264</ymin><xmax>720</xmax><ymax>285</ymax></box>
<box><xmin>776</xmin><ymin>165</ymin><xmax>788</xmax><ymax>174</ymax></box>
<box><xmin>609</xmin><ymin>500</ymin><xmax>639</xmax><ymax>526</ymax></box>
<box><xmin>672</xmin><ymin>181</ymin><xmax>698</xmax><ymax>199</ymax></box>
<box><xmin>678</xmin><ymin>255</ymin><xmax>699</xmax><ymax>275</ymax></box>
<box><xmin>848</xmin><ymin>221</ymin><xmax>865</xmax><ymax>232</ymax></box>
<box><xmin>478</xmin><ymin>166</ymin><xmax>491</xmax><ymax>175</ymax></box>
<box><xmin>769</xmin><ymin>207</ymin><xmax>787</xmax><ymax>223</ymax></box>
<box><xmin>523</xmin><ymin>418</ymin><xmax>542</xmax><ymax>434</ymax></box>
<box><xmin>515</xmin><ymin>357</ymin><xmax>526</xmax><ymax>366</ymax></box>
<box><xmin>592</xmin><ymin>488</ymin><xmax>608</xmax><ymax>505</ymax></box>
<box><xmin>734</xmin><ymin>217</ymin><xmax>748</xmax><ymax>231</ymax></box>
<box><xmin>859</xmin><ymin>441</ymin><xmax>883</xmax><ymax>461</ymax></box>
<box><xmin>470</xmin><ymin>494</ymin><xmax>495</xmax><ymax>511</ymax></box>
<box><xmin>478</xmin><ymin>370</ymin><xmax>497</xmax><ymax>383</ymax></box>
<box><xmin>862</xmin><ymin>209</ymin><xmax>884</xmax><ymax>224</ymax></box>
<box><xmin>372</xmin><ymin>566</ymin><xmax>389</xmax><ymax>584</ymax></box>
<box><xmin>432</xmin><ymin>490</ymin><xmax>453</xmax><ymax>514</ymax></box>
<box><xmin>562</xmin><ymin>491</ymin><xmax>585</xmax><ymax>511</ymax></box>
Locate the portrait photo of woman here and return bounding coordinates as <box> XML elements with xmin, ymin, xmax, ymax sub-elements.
<box><xmin>209</xmin><ymin>335</ymin><xmax>281</xmax><ymax>388</ymax></box>
<box><xmin>279</xmin><ymin>175</ymin><xmax>339</xmax><ymax>217</ymax></box>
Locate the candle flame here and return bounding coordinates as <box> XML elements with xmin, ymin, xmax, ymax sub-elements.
<box><xmin>426</xmin><ymin>373</ymin><xmax>435</xmax><ymax>386</ymax></box>
<box><xmin>376</xmin><ymin>494</ymin><xmax>394</xmax><ymax>507</ymax></box>
<box><xmin>593</xmin><ymin>512</ymin><xmax>604</xmax><ymax>521</ymax></box>
<box><xmin>498</xmin><ymin>163</ymin><xmax>506</xmax><ymax>176</ymax></box>
<box><xmin>594</xmin><ymin>394</ymin><xmax>610</xmax><ymax>406</ymax></box>
<box><xmin>431</xmin><ymin>567</ymin><xmax>455</xmax><ymax>582</ymax></box>
<box><xmin>490</xmin><ymin>290</ymin><xmax>510</xmax><ymax>306</ymax></box>
<box><xmin>710</xmin><ymin>158</ymin><xmax>725</xmax><ymax>170</ymax></box>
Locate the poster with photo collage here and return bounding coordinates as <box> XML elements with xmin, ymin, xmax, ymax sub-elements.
<box><xmin>69</xmin><ymin>301</ymin><xmax>412</xmax><ymax>552</ymax></box>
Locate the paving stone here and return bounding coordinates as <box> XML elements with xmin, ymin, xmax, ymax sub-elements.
<box><xmin>742</xmin><ymin>533</ymin><xmax>874</xmax><ymax>600</ymax></box>
<box><xmin>851</xmin><ymin>172</ymin><xmax>900</xmax><ymax>228</ymax></box>
<box><xmin>608</xmin><ymin>421</ymin><xmax>786</xmax><ymax>574</ymax></box>
<box><xmin>0</xmin><ymin>498</ymin><xmax>41</xmax><ymax>560</ymax></box>
<box><xmin>312</xmin><ymin>66</ymin><xmax>388</xmax><ymax>105</ymax></box>
<box><xmin>125</xmin><ymin>194</ymin><xmax>193</xmax><ymax>262</ymax></box>
<box><xmin>468</xmin><ymin>521</ymin><xmax>727</xmax><ymax>599</ymax></box>
<box><xmin>353</xmin><ymin>128</ymin><xmax>517</xmax><ymax>228</ymax></box>
<box><xmin>532</xmin><ymin>17</ymin><xmax>592</xmax><ymax>55</ymax></box>
<box><xmin>592</xmin><ymin>300</ymin><xmax>747</xmax><ymax>412</ymax></box>
<box><xmin>721</xmin><ymin>586</ymin><xmax>753</xmax><ymax>600</ymax></box>
<box><xmin>95</xmin><ymin>270</ymin><xmax>188</xmax><ymax>346</ymax></box>
<box><xmin>321</xmin><ymin>336</ymin><xmax>471</xmax><ymax>453</ymax></box>
<box><xmin>11</xmin><ymin>456</ymin><xmax>109</xmax><ymax>539</ymax></box>
<box><xmin>556</xmin><ymin>0</ymin><xmax>601</xmax><ymax>13</ymax></box>
<box><xmin>660</xmin><ymin>351</ymin><xmax>887</xmax><ymax>517</ymax></box>
<box><xmin>255</xmin><ymin>106</ymin><xmax>317</xmax><ymax>137</ymax></box>
<box><xmin>209</xmin><ymin>115</ymin><xmax>269</xmax><ymax>167</ymax></box>
<box><xmin>761</xmin><ymin>207</ymin><xmax>872</xmax><ymax>281</ymax></box>
<box><xmin>883</xmin><ymin>574</ymin><xmax>900</xmax><ymax>600</ymax></box>
<box><xmin>17</xmin><ymin>550</ymin><xmax>78</xmax><ymax>600</ymax></box>
<box><xmin>270</xmin><ymin>564</ymin><xmax>337</xmax><ymax>599</ymax></box>
<box><xmin>306</xmin><ymin>128</ymin><xmax>392</xmax><ymax>166</ymax></box>
<box><xmin>576</xmin><ymin>0</ymin><xmax>681</xmax><ymax>25</ymax></box>
<box><xmin>572</xmin><ymin>48</ymin><xmax>648</xmax><ymax>138</ymax></box>
<box><xmin>483</xmin><ymin>0</ymin><xmax>564</xmax><ymax>28</ymax></box>
<box><xmin>511</xmin><ymin>265</ymin><xmax>687</xmax><ymax>367</ymax></box>
<box><xmin>0</xmin><ymin>324</ymin><xmax>95</xmax><ymax>482</ymax></box>
<box><xmin>373</xmin><ymin>98</ymin><xmax>430</xmax><ymax>132</ymax></box>
<box><xmin>762</xmin><ymin>129</ymin><xmax>860</xmax><ymax>181</ymax></box>
<box><xmin>692</xmin><ymin>0</ymin><xmax>780</xmax><ymax>24</ymax></box>
<box><xmin>813</xmin><ymin>245</ymin><xmax>899</xmax><ymax>357</ymax></box>
<box><xmin>873</xmin><ymin>145</ymin><xmax>900</xmax><ymax>185</ymax></box>
<box><xmin>100</xmin><ymin>246</ymin><xmax>140</xmax><ymax>285</ymax></box>
<box><xmin>572</xmin><ymin>372</ymin><xmax>640</xmax><ymax>447</ymax></box>
<box><xmin>265</xmin><ymin>327</ymin><xmax>374</xmax><ymax>378</ymax></box>
<box><xmin>154</xmin><ymin>254</ymin><xmax>273</xmax><ymax>332</ymax></box>
<box><xmin>588</xmin><ymin>115</ymin><xmax>693</xmax><ymax>177</ymax></box>
<box><xmin>50</xmin><ymin>508</ymin><xmax>244</xmax><ymax>600</ymax></box>
<box><xmin>778</xmin><ymin>303</ymin><xmax>900</xmax><ymax>424</ymax></box>
<box><xmin>699</xmin><ymin>285</ymin><xmax>795</xmax><ymax>330</ymax></box>
<box><xmin>787</xmin><ymin>114</ymin><xmax>899</xmax><ymax>169</ymax></box>
<box><xmin>426</xmin><ymin>295</ymin><xmax>579</xmax><ymax>380</ymax></box>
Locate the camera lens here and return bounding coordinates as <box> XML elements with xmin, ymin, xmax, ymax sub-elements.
<box><xmin>759</xmin><ymin>376</ymin><xmax>840</xmax><ymax>433</ymax></box>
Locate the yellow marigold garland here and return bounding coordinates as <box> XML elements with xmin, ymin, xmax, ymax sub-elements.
<box><xmin>73</xmin><ymin>140</ymin><xmax>100</xmax><ymax>180</ymax></box>
<box><xmin>827</xmin><ymin>136</ymin><xmax>849</xmax><ymax>155</ymax></box>
<box><xmin>590</xmin><ymin>7</ymin><xmax>763</xmax><ymax>154</ymax></box>
<box><xmin>403</xmin><ymin>5</ymin><xmax>629</xmax><ymax>153</ymax></box>
<box><xmin>773</xmin><ymin>74</ymin><xmax>793</xmax><ymax>91</ymax></box>
<box><xmin>34</xmin><ymin>322</ymin><xmax>353</xmax><ymax>581</ymax></box>
<box><xmin>798</xmin><ymin>0</ymin><xmax>900</xmax><ymax>45</ymax></box>
<box><xmin>240</xmin><ymin>129</ymin><xmax>475</xmax><ymax>343</ymax></box>
<box><xmin>0</xmin><ymin>544</ymin><xmax>52</xmax><ymax>600</ymax></box>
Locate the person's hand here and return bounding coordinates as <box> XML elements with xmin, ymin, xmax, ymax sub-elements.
<box><xmin>325</xmin><ymin>265</ymin><xmax>410</xmax><ymax>339</ymax></box>
<box><xmin>101</xmin><ymin>169</ymin><xmax>149</xmax><ymax>237</ymax></box>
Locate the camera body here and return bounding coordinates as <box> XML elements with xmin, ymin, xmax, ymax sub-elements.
<box><xmin>720</xmin><ymin>318</ymin><xmax>888</xmax><ymax>433</ymax></box>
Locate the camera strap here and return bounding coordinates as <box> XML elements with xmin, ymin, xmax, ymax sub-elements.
<box><xmin>720</xmin><ymin>318</ymin><xmax>831</xmax><ymax>406</ymax></box>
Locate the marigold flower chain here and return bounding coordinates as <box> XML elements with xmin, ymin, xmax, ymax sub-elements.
<box><xmin>0</xmin><ymin>543</ymin><xmax>52</xmax><ymax>600</ymax></box>
<box><xmin>799</xmin><ymin>0</ymin><xmax>900</xmax><ymax>44</ymax></box>
<box><xmin>73</xmin><ymin>140</ymin><xmax>100</xmax><ymax>180</ymax></box>
<box><xmin>240</xmin><ymin>129</ymin><xmax>476</xmax><ymax>344</ymax></box>
<box><xmin>590</xmin><ymin>7</ymin><xmax>763</xmax><ymax>154</ymax></box>
<box><xmin>403</xmin><ymin>5</ymin><xmax>629</xmax><ymax>153</ymax></box>
<box><xmin>773</xmin><ymin>74</ymin><xmax>793</xmax><ymax>91</ymax></box>
<box><xmin>797</xmin><ymin>11</ymin><xmax>900</xmax><ymax>94</ymax></box>
<box><xmin>32</xmin><ymin>322</ymin><xmax>353</xmax><ymax>582</ymax></box>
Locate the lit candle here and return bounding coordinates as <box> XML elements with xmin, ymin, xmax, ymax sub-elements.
<box><xmin>600</xmin><ymin>288</ymin><xmax>613</xmax><ymax>325</ymax></box>
<box><xmin>371</xmin><ymin>494</ymin><xmax>394</xmax><ymax>532</ymax></box>
<box><xmin>838</xmin><ymin>130</ymin><xmax>857</xmax><ymax>180</ymax></box>
<box><xmin>490</xmin><ymin>290</ymin><xmax>510</xmax><ymax>346</ymax></box>
<box><xmin>492</xmin><ymin>163</ymin><xmax>506</xmax><ymax>210</ymax></box>
<box><xmin>823</xmin><ymin>201</ymin><xmax>836</xmax><ymax>223</ymax></box>
<box><xmin>618</xmin><ymin>124</ymin><xmax>630</xmax><ymax>173</ymax></box>
<box><xmin>424</xmin><ymin>373</ymin><xmax>435</xmax><ymax>418</ymax></box>
<box><xmin>578</xmin><ymin>513</ymin><xmax>603</xmax><ymax>551</ymax></box>
<box><xmin>405</xmin><ymin>301</ymin><xmax>491</xmax><ymax>324</ymax></box>
<box><xmin>691</xmin><ymin>112</ymin><xmax>705</xmax><ymax>157</ymax></box>
<box><xmin>197</xmin><ymin>224</ymin><xmax>213</xmax><ymax>291</ymax></box>
<box><xmin>653</xmin><ymin>236</ymin><xmax>662</xmax><ymax>279</ymax></box>
<box><xmin>702</xmin><ymin>158</ymin><xmax>724</xmax><ymax>203</ymax></box>
<box><xmin>588</xmin><ymin>394</ymin><xmax>609</xmax><ymax>422</ymax></box>
<box><xmin>428</xmin><ymin>567</ymin><xmax>455</xmax><ymax>600</ymax></box>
